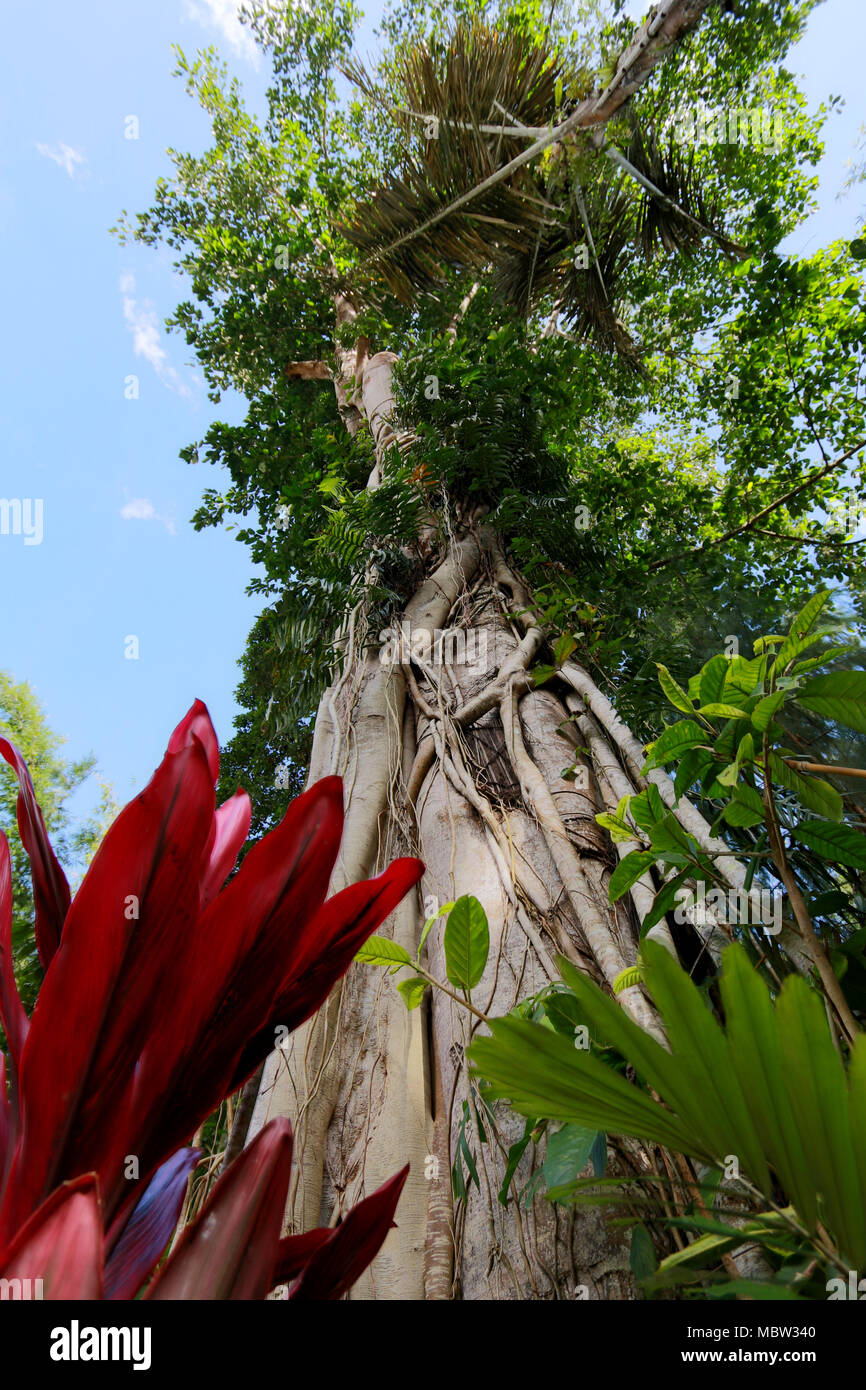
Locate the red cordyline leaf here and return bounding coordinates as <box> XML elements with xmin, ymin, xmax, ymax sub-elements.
<box><xmin>287</xmin><ymin>1165</ymin><xmax>409</xmax><ymax>1301</ymax></box>
<box><xmin>200</xmin><ymin>787</ymin><xmax>252</xmax><ymax>912</ymax></box>
<box><xmin>272</xmin><ymin>1229</ymin><xmax>332</xmax><ymax>1285</ymax></box>
<box><xmin>0</xmin><ymin>725</ymin><xmax>215</xmax><ymax>1238</ymax></box>
<box><xmin>0</xmin><ymin>1174</ymin><xmax>102</xmax><ymax>1300</ymax></box>
<box><xmin>229</xmin><ymin>862</ymin><xmax>425</xmax><ymax>1089</ymax></box>
<box><xmin>0</xmin><ymin>737</ymin><xmax>70</xmax><ymax>968</ymax></box>
<box><xmin>0</xmin><ymin>1052</ymin><xmax>10</xmax><ymax>1191</ymax></box>
<box><xmin>0</xmin><ymin>831</ymin><xmax>28</xmax><ymax>1075</ymax></box>
<box><xmin>144</xmin><ymin>1120</ymin><xmax>293</xmax><ymax>1301</ymax></box>
<box><xmin>104</xmin><ymin>1148</ymin><xmax>201</xmax><ymax>1301</ymax></box>
<box><xmin>0</xmin><ymin>699</ymin><xmax>422</xmax><ymax>1298</ymax></box>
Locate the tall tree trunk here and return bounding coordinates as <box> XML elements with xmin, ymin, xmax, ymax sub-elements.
<box><xmin>249</xmin><ymin>311</ymin><xmax>777</xmax><ymax>1299</ymax></box>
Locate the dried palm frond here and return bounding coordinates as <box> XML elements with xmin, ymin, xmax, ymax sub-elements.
<box><xmin>342</xmin><ymin>22</ymin><xmax>590</xmax><ymax>299</ymax></box>
<box><xmin>494</xmin><ymin>172</ymin><xmax>641</xmax><ymax>364</ymax></box>
<box><xmin>621</xmin><ymin>125</ymin><xmax>744</xmax><ymax>258</ymax></box>
<box><xmin>340</xmin><ymin>21</ymin><xmax>740</xmax><ymax>366</ymax></box>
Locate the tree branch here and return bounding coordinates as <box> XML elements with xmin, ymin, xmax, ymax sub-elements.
<box><xmin>649</xmin><ymin>438</ymin><xmax>866</xmax><ymax>572</ymax></box>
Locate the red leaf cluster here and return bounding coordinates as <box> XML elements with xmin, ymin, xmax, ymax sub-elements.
<box><xmin>0</xmin><ymin>701</ymin><xmax>421</xmax><ymax>1298</ymax></box>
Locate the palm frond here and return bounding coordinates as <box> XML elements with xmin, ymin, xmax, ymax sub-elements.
<box><xmin>342</xmin><ymin>23</ymin><xmax>587</xmax><ymax>299</ymax></box>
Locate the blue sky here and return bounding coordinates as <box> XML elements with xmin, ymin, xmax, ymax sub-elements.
<box><xmin>0</xmin><ymin>0</ymin><xmax>864</xmax><ymax>831</ymax></box>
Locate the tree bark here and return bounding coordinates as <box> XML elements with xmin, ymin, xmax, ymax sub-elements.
<box><xmin>246</xmin><ymin>324</ymin><xmax>774</xmax><ymax>1299</ymax></box>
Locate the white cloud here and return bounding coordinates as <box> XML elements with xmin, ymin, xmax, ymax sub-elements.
<box><xmin>120</xmin><ymin>498</ymin><xmax>176</xmax><ymax>535</ymax></box>
<box><xmin>119</xmin><ymin>272</ymin><xmax>192</xmax><ymax>398</ymax></box>
<box><xmin>183</xmin><ymin>0</ymin><xmax>259</xmax><ymax>64</ymax></box>
<box><xmin>36</xmin><ymin>142</ymin><xmax>86</xmax><ymax>179</ymax></box>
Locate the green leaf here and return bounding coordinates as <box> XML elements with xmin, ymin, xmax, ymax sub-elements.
<box><xmin>720</xmin><ymin>948</ymin><xmax>816</xmax><ymax>1231</ymax></box>
<box><xmin>674</xmin><ymin>748</ymin><xmax>713</xmax><ymax>802</ymax></box>
<box><xmin>595</xmin><ymin>812</ymin><xmax>634</xmax><ymax>844</ymax></box>
<box><xmin>726</xmin><ymin>655</ymin><xmax>768</xmax><ymax>694</ymax></box>
<box><xmin>544</xmin><ymin>1123</ymin><xmax>597</xmax><ymax>1189</ymax></box>
<box><xmin>753</xmin><ymin>635</ymin><xmax>785</xmax><ymax>655</ymax></box>
<box><xmin>791</xmin><ymin>821</ymin><xmax>866</xmax><ymax>869</ymax></box>
<box><xmin>469</xmin><ymin>1014</ymin><xmax>697</xmax><ymax>1154</ymax></box>
<box><xmin>786</xmin><ymin>589</ymin><xmax>831</xmax><ymax>640</ymax></box>
<box><xmin>608</xmin><ymin>851</ymin><xmax>657</xmax><ymax>902</ymax></box>
<box><xmin>443</xmin><ymin>895</ymin><xmax>490</xmax><ymax>990</ymax></box>
<box><xmin>774</xmin><ymin>626</ymin><xmax>839</xmax><ymax>672</ymax></box>
<box><xmin>418</xmin><ymin>899</ymin><xmax>455</xmax><ymax>955</ymax></box>
<box><xmin>722</xmin><ymin>783</ymin><xmax>766</xmax><ymax>828</ymax></box>
<box><xmin>640</xmin><ymin>942</ymin><xmax>771</xmax><ymax>1193</ymax></box>
<box><xmin>554</xmin><ymin>632</ymin><xmax>578</xmax><ymax>665</ymax></box>
<box><xmin>656</xmin><ymin>664</ymin><xmax>694</xmax><ymax>714</ymax></box>
<box><xmin>642</xmin><ymin>720</ymin><xmax>706</xmax><ymax>772</ymax></box>
<box><xmin>613</xmin><ymin>965</ymin><xmax>642</xmax><ymax>994</ymax></box>
<box><xmin>767</xmin><ymin>753</ymin><xmax>843</xmax><ymax>821</ymax></box>
<box><xmin>797</xmin><ymin>671</ymin><xmax>866</xmax><ymax>735</ymax></box>
<box><xmin>532</xmin><ymin>664</ymin><xmax>557</xmax><ymax>686</ymax></box>
<box><xmin>498</xmin><ymin>1119</ymin><xmax>534</xmax><ymax>1205</ymax></box>
<box><xmin>630</xmin><ymin>1223</ymin><xmax>657</xmax><ymax>1281</ymax></box>
<box><xmin>639</xmin><ymin>871</ymin><xmax>689</xmax><ymax>936</ymax></box>
<box><xmin>776</xmin><ymin>976</ymin><xmax>865</xmax><ymax>1268</ymax></box>
<box><xmin>355</xmin><ymin>935</ymin><xmax>413</xmax><ymax>969</ymax></box>
<box><xmin>751</xmin><ymin>689</ymin><xmax>786</xmax><ymax>732</ymax></box>
<box><xmin>699</xmin><ymin>654</ymin><xmax>729</xmax><ymax>708</ymax></box>
<box><xmin>696</xmin><ymin>703</ymin><xmax>751</xmax><ymax>720</ymax></box>
<box><xmin>396</xmin><ymin>976</ymin><xmax>428</xmax><ymax>1010</ymax></box>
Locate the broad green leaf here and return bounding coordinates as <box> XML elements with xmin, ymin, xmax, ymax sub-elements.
<box><xmin>699</xmin><ymin>654</ymin><xmax>729</xmax><ymax>708</ymax></box>
<box><xmin>720</xmin><ymin>946</ymin><xmax>816</xmax><ymax>1230</ymax></box>
<box><xmin>557</xmin><ymin>955</ymin><xmax>732</xmax><ymax>1164</ymax></box>
<box><xmin>786</xmin><ymin>589</ymin><xmax>831</xmax><ymax>640</ymax></box>
<box><xmin>532</xmin><ymin>664</ymin><xmax>557</xmax><ymax>686</ymax></box>
<box><xmin>595</xmin><ymin>812</ymin><xmax>634</xmax><ymax>844</ymax></box>
<box><xmin>554</xmin><ymin>632</ymin><xmax>578</xmax><ymax>665</ymax></box>
<box><xmin>355</xmin><ymin>935</ymin><xmax>412</xmax><ymax>968</ymax></box>
<box><xmin>723</xmin><ymin>783</ymin><xmax>766</xmax><ymax>828</ymax></box>
<box><xmin>396</xmin><ymin>976</ymin><xmax>428</xmax><ymax>1010</ymax></box>
<box><xmin>642</xmin><ymin>720</ymin><xmax>706</xmax><ymax>771</ymax></box>
<box><xmin>641</xmin><ymin>941</ymin><xmax>771</xmax><ymax>1192</ymax></box>
<box><xmin>751</xmin><ymin>689</ymin><xmax>786</xmax><ymax>732</ymax></box>
<box><xmin>726</xmin><ymin>655</ymin><xmax>768</xmax><ymax>694</ymax></box>
<box><xmin>697</xmin><ymin>703</ymin><xmax>751</xmax><ymax>720</ymax></box>
<box><xmin>674</xmin><ymin>748</ymin><xmax>713</xmax><ymax>802</ymax></box>
<box><xmin>848</xmin><ymin>1040</ymin><xmax>866</xmax><ymax>1249</ymax></box>
<box><xmin>797</xmin><ymin>671</ymin><xmax>866</xmax><ymax>735</ymax></box>
<box><xmin>629</xmin><ymin>1223</ymin><xmax>657</xmax><ymax>1281</ymax></box>
<box><xmin>791</xmin><ymin>821</ymin><xmax>866</xmax><ymax>868</ymax></box>
<box><xmin>774</xmin><ymin>625</ymin><xmax>839</xmax><ymax>672</ymax></box>
<box><xmin>544</xmin><ymin>1123</ymin><xmax>597</xmax><ymax>1189</ymax></box>
<box><xmin>656</xmin><ymin>663</ymin><xmax>694</xmax><ymax>714</ymax></box>
<box><xmin>608</xmin><ymin>851</ymin><xmax>656</xmax><ymax>902</ymax></box>
<box><xmin>776</xmin><ymin>976</ymin><xmax>865</xmax><ymax>1268</ymax></box>
<box><xmin>767</xmin><ymin>753</ymin><xmax>843</xmax><ymax>821</ymax></box>
<box><xmin>468</xmin><ymin>1016</ymin><xmax>697</xmax><ymax>1154</ymax></box>
<box><xmin>791</xmin><ymin>644</ymin><xmax>857</xmax><ymax>676</ymax></box>
<box><xmin>443</xmin><ymin>894</ymin><xmax>490</xmax><ymax>990</ymax></box>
